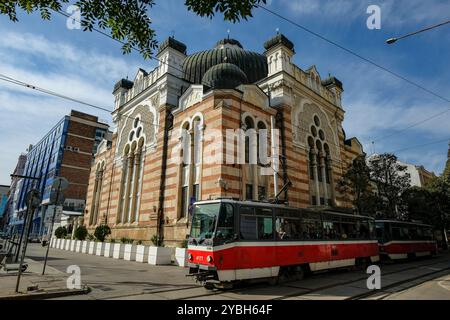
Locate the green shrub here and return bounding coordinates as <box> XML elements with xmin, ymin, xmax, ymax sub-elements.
<box><xmin>94</xmin><ymin>225</ymin><xmax>111</xmax><ymax>242</ymax></box>
<box><xmin>87</xmin><ymin>233</ymin><xmax>95</xmax><ymax>241</ymax></box>
<box><xmin>54</xmin><ymin>226</ymin><xmax>67</xmax><ymax>239</ymax></box>
<box><xmin>136</xmin><ymin>240</ymin><xmax>143</xmax><ymax>245</ymax></box>
<box><xmin>151</xmin><ymin>234</ymin><xmax>164</xmax><ymax>247</ymax></box>
<box><xmin>110</xmin><ymin>238</ymin><xmax>116</xmax><ymax>243</ymax></box>
<box><xmin>74</xmin><ymin>226</ymin><xmax>88</xmax><ymax>240</ymax></box>
<box><xmin>120</xmin><ymin>237</ymin><xmax>133</xmax><ymax>244</ymax></box>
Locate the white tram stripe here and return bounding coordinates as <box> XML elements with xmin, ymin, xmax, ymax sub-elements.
<box><xmin>381</xmin><ymin>240</ymin><xmax>437</xmax><ymax>246</ymax></box>
<box><xmin>189</xmin><ymin>240</ymin><xmax>378</xmax><ymax>252</ymax></box>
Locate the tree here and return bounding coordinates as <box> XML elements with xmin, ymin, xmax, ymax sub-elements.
<box><xmin>0</xmin><ymin>0</ymin><xmax>266</xmax><ymax>59</ymax></box>
<box><xmin>74</xmin><ymin>225</ymin><xmax>88</xmax><ymax>240</ymax></box>
<box><xmin>338</xmin><ymin>155</ymin><xmax>377</xmax><ymax>216</ymax></box>
<box><xmin>402</xmin><ymin>176</ymin><xmax>450</xmax><ymax>249</ymax></box>
<box><xmin>368</xmin><ymin>153</ymin><xmax>411</xmax><ymax>219</ymax></box>
<box><xmin>54</xmin><ymin>226</ymin><xmax>67</xmax><ymax>239</ymax></box>
<box><xmin>94</xmin><ymin>224</ymin><xmax>111</xmax><ymax>242</ymax></box>
<box><xmin>425</xmin><ymin>175</ymin><xmax>450</xmax><ymax>249</ymax></box>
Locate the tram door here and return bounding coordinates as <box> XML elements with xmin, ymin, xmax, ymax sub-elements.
<box><xmin>238</xmin><ymin>206</ymin><xmax>275</xmax><ymax>271</ymax></box>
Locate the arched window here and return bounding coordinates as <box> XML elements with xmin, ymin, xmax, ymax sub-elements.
<box><xmin>180</xmin><ymin>122</ymin><xmax>190</xmax><ymax>219</ymax></box>
<box><xmin>180</xmin><ymin>115</ymin><xmax>203</xmax><ymax>219</ymax></box>
<box><xmin>117</xmin><ymin>116</ymin><xmax>145</xmax><ymax>224</ymax></box>
<box><xmin>89</xmin><ymin>161</ymin><xmax>104</xmax><ymax>226</ymax></box>
<box><xmin>244</xmin><ymin>116</ymin><xmax>255</xmax><ymax>164</ymax></box>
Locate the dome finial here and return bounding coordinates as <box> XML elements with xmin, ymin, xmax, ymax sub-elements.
<box><xmin>227</xmin><ymin>29</ymin><xmax>230</xmax><ymax>39</ymax></box>
<box><xmin>276</xmin><ymin>27</ymin><xmax>280</xmax><ymax>34</ymax></box>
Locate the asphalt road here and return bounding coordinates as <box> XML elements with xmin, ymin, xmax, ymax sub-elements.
<box><xmin>25</xmin><ymin>244</ymin><xmax>450</xmax><ymax>300</ymax></box>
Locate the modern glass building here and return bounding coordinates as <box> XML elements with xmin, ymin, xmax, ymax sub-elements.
<box><xmin>10</xmin><ymin>110</ymin><xmax>109</xmax><ymax>237</ymax></box>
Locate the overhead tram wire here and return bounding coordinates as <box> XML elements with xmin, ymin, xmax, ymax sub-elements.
<box><xmin>4</xmin><ymin>8</ymin><xmax>446</xmax><ymax>167</ymax></box>
<box><xmin>256</xmin><ymin>5</ymin><xmax>450</xmax><ymax>150</ymax></box>
<box><xmin>390</xmin><ymin>137</ymin><xmax>450</xmax><ymax>154</ymax></box>
<box><xmin>368</xmin><ymin>107</ymin><xmax>450</xmax><ymax>145</ymax></box>
<box><xmin>57</xmin><ymin>6</ymin><xmax>450</xmax><ymax>147</ymax></box>
<box><xmin>1</xmin><ymin>73</ymin><xmax>446</xmax><ymax>170</ymax></box>
<box><xmin>257</xmin><ymin>5</ymin><xmax>450</xmax><ymax>104</ymax></box>
<box><xmin>0</xmin><ymin>73</ymin><xmax>161</xmax><ymax>130</ymax></box>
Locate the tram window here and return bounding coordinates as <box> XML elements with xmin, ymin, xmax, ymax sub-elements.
<box><xmin>376</xmin><ymin>224</ymin><xmax>383</xmax><ymax>241</ymax></box>
<box><xmin>416</xmin><ymin>227</ymin><xmax>423</xmax><ymax>240</ymax></box>
<box><xmin>409</xmin><ymin>227</ymin><xmax>419</xmax><ymax>240</ymax></box>
<box><xmin>367</xmin><ymin>220</ymin><xmax>376</xmax><ymax>239</ymax></box>
<box><xmin>355</xmin><ymin>220</ymin><xmax>369</xmax><ymax>239</ymax></box>
<box><xmin>322</xmin><ymin>215</ymin><xmax>341</xmax><ymax>240</ymax></box>
<box><xmin>424</xmin><ymin>228</ymin><xmax>432</xmax><ymax>240</ymax></box>
<box><xmin>275</xmin><ymin>217</ymin><xmax>302</xmax><ymax>240</ymax></box>
<box><xmin>240</xmin><ymin>215</ymin><xmax>257</xmax><ymax>240</ymax></box>
<box><xmin>391</xmin><ymin>226</ymin><xmax>401</xmax><ymax>239</ymax></box>
<box><xmin>302</xmin><ymin>213</ymin><xmax>322</xmax><ymax>240</ymax></box>
<box><xmin>258</xmin><ymin>216</ymin><xmax>274</xmax><ymax>240</ymax></box>
<box><xmin>401</xmin><ymin>227</ymin><xmax>410</xmax><ymax>240</ymax></box>
<box><xmin>341</xmin><ymin>218</ymin><xmax>357</xmax><ymax>239</ymax></box>
<box><xmin>216</xmin><ymin>204</ymin><xmax>234</xmax><ymax>241</ymax></box>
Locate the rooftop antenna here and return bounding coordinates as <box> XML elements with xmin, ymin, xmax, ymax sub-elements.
<box><xmin>227</xmin><ymin>29</ymin><xmax>230</xmax><ymax>39</ymax></box>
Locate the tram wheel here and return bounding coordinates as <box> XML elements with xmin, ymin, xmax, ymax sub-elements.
<box><xmin>293</xmin><ymin>265</ymin><xmax>305</xmax><ymax>281</ymax></box>
<box><xmin>355</xmin><ymin>257</ymin><xmax>370</xmax><ymax>270</ymax></box>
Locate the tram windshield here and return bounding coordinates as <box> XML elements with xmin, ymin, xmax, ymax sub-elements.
<box><xmin>189</xmin><ymin>202</ymin><xmax>235</xmax><ymax>245</ymax></box>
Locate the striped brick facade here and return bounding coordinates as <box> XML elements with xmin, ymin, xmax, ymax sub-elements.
<box><xmin>83</xmin><ymin>35</ymin><xmax>364</xmax><ymax>246</ymax></box>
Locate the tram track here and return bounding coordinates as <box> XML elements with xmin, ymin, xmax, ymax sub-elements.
<box><xmin>101</xmin><ymin>254</ymin><xmax>449</xmax><ymax>300</ymax></box>
<box><xmin>347</xmin><ymin>265</ymin><xmax>450</xmax><ymax>300</ymax></box>
<box><xmin>274</xmin><ymin>255</ymin><xmax>450</xmax><ymax>300</ymax></box>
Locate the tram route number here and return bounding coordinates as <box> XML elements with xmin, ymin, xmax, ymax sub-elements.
<box><xmin>177</xmin><ymin>304</ymin><xmax>273</xmax><ymax>318</ymax></box>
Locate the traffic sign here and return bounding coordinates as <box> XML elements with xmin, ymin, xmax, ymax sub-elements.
<box><xmin>49</xmin><ymin>191</ymin><xmax>66</xmax><ymax>205</ymax></box>
<box><xmin>52</xmin><ymin>177</ymin><xmax>69</xmax><ymax>192</ymax></box>
<box><xmin>26</xmin><ymin>189</ymin><xmax>41</xmax><ymax>208</ymax></box>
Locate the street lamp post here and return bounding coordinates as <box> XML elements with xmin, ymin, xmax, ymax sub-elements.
<box><xmin>386</xmin><ymin>19</ymin><xmax>450</xmax><ymax>44</ymax></box>
<box><xmin>42</xmin><ymin>177</ymin><xmax>68</xmax><ymax>275</ymax></box>
<box><xmin>10</xmin><ymin>174</ymin><xmax>40</xmax><ymax>263</ymax></box>
<box><xmin>15</xmin><ymin>189</ymin><xmax>41</xmax><ymax>293</ymax></box>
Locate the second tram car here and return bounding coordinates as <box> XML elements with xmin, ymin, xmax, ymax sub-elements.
<box><xmin>375</xmin><ymin>220</ymin><xmax>437</xmax><ymax>260</ymax></box>
<box><xmin>187</xmin><ymin>199</ymin><xmax>379</xmax><ymax>287</ymax></box>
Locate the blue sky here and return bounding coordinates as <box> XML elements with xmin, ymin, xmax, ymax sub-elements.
<box><xmin>0</xmin><ymin>0</ymin><xmax>449</xmax><ymax>185</ymax></box>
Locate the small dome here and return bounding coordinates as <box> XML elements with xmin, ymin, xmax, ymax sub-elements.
<box><xmin>322</xmin><ymin>76</ymin><xmax>343</xmax><ymax>90</ymax></box>
<box><xmin>215</xmin><ymin>38</ymin><xmax>243</xmax><ymax>49</ymax></box>
<box><xmin>202</xmin><ymin>63</ymin><xmax>248</xmax><ymax>90</ymax></box>
<box><xmin>158</xmin><ymin>37</ymin><xmax>187</xmax><ymax>55</ymax></box>
<box><xmin>264</xmin><ymin>33</ymin><xmax>295</xmax><ymax>52</ymax></box>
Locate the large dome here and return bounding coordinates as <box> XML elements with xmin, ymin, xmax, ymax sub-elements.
<box><xmin>183</xmin><ymin>38</ymin><xmax>268</xmax><ymax>86</ymax></box>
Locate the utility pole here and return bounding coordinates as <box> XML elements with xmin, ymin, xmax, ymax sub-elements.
<box><xmin>15</xmin><ymin>189</ymin><xmax>41</xmax><ymax>293</ymax></box>
<box><xmin>42</xmin><ymin>177</ymin><xmax>68</xmax><ymax>275</ymax></box>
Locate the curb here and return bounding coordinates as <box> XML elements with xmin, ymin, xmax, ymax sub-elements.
<box><xmin>0</xmin><ymin>286</ymin><xmax>90</xmax><ymax>300</ymax></box>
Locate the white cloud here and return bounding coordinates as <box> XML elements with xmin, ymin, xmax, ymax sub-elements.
<box><xmin>279</xmin><ymin>0</ymin><xmax>450</xmax><ymax>29</ymax></box>
<box><xmin>0</xmin><ymin>31</ymin><xmax>149</xmax><ymax>184</ymax></box>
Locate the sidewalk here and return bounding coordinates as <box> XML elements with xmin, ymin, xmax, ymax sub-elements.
<box><xmin>0</xmin><ymin>257</ymin><xmax>89</xmax><ymax>300</ymax></box>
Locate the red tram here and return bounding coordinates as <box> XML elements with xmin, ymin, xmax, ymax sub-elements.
<box><xmin>187</xmin><ymin>199</ymin><xmax>379</xmax><ymax>287</ymax></box>
<box><xmin>375</xmin><ymin>220</ymin><xmax>437</xmax><ymax>260</ymax></box>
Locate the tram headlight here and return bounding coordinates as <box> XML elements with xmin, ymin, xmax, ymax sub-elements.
<box><xmin>206</xmin><ymin>255</ymin><xmax>213</xmax><ymax>263</ymax></box>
